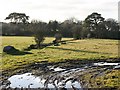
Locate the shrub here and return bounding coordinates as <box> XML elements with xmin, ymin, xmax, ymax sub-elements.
<box><xmin>34</xmin><ymin>31</ymin><xmax>45</xmax><ymax>48</ymax></box>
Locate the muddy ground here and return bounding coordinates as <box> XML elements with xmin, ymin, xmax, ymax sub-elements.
<box><xmin>1</xmin><ymin>58</ymin><xmax>120</xmax><ymax>90</ymax></box>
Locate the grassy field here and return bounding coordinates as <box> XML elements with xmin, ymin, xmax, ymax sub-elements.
<box><xmin>1</xmin><ymin>36</ymin><xmax>120</xmax><ymax>88</ymax></box>
<box><xmin>1</xmin><ymin>36</ymin><xmax>119</xmax><ymax>71</ymax></box>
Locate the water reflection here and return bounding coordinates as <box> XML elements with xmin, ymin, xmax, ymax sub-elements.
<box><xmin>8</xmin><ymin>69</ymin><xmax>82</xmax><ymax>89</ymax></box>
<box><xmin>94</xmin><ymin>62</ymin><xmax>119</xmax><ymax>66</ymax></box>
<box><xmin>8</xmin><ymin>73</ymin><xmax>45</xmax><ymax>88</ymax></box>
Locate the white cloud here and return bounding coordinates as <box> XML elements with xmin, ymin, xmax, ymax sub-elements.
<box><xmin>0</xmin><ymin>0</ymin><xmax>119</xmax><ymax>22</ymax></box>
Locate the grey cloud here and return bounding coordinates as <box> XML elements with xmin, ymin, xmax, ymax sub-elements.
<box><xmin>26</xmin><ymin>3</ymin><xmax>78</xmax><ymax>11</ymax></box>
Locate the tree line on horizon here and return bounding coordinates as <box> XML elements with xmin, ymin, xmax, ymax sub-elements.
<box><xmin>2</xmin><ymin>12</ymin><xmax>120</xmax><ymax>40</ymax></box>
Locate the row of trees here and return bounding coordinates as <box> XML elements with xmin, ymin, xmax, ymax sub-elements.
<box><xmin>2</xmin><ymin>12</ymin><xmax>120</xmax><ymax>40</ymax></box>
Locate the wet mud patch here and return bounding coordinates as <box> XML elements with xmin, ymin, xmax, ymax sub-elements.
<box><xmin>7</xmin><ymin>72</ymin><xmax>82</xmax><ymax>89</ymax></box>
<box><xmin>1</xmin><ymin>58</ymin><xmax>120</xmax><ymax>89</ymax></box>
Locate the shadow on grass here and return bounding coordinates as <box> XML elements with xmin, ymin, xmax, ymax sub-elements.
<box><xmin>25</xmin><ymin>39</ymin><xmax>76</xmax><ymax>51</ymax></box>
<box><xmin>47</xmin><ymin>47</ymin><xmax>110</xmax><ymax>55</ymax></box>
<box><xmin>5</xmin><ymin>49</ymin><xmax>33</xmax><ymax>55</ymax></box>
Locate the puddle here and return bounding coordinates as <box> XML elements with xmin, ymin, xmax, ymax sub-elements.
<box><xmin>61</xmin><ymin>68</ymin><xmax>84</xmax><ymax>76</ymax></box>
<box><xmin>54</xmin><ymin>67</ymin><xmax>66</xmax><ymax>71</ymax></box>
<box><xmin>72</xmin><ymin>81</ymin><xmax>82</xmax><ymax>89</ymax></box>
<box><xmin>48</xmin><ymin>66</ymin><xmax>66</xmax><ymax>71</ymax></box>
<box><xmin>7</xmin><ymin>67</ymin><xmax>83</xmax><ymax>89</ymax></box>
<box><xmin>114</xmin><ymin>65</ymin><xmax>120</xmax><ymax>69</ymax></box>
<box><xmin>94</xmin><ymin>62</ymin><xmax>119</xmax><ymax>66</ymax></box>
<box><xmin>47</xmin><ymin>83</ymin><xmax>56</xmax><ymax>89</ymax></box>
<box><xmin>65</xmin><ymin>80</ymin><xmax>82</xmax><ymax>90</ymax></box>
<box><xmin>65</xmin><ymin>80</ymin><xmax>72</xmax><ymax>88</ymax></box>
<box><xmin>8</xmin><ymin>73</ymin><xmax>45</xmax><ymax>88</ymax></box>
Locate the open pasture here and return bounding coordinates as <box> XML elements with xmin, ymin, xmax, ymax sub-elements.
<box><xmin>1</xmin><ymin>36</ymin><xmax>119</xmax><ymax>71</ymax></box>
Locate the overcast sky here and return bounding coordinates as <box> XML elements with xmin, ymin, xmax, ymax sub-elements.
<box><xmin>0</xmin><ymin>0</ymin><xmax>119</xmax><ymax>22</ymax></box>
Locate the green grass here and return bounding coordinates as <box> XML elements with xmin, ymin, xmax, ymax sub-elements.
<box><xmin>95</xmin><ymin>70</ymin><xmax>120</xmax><ymax>88</ymax></box>
<box><xmin>1</xmin><ymin>36</ymin><xmax>119</xmax><ymax>71</ymax></box>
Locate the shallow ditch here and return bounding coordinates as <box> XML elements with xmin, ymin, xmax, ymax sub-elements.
<box><xmin>1</xmin><ymin>60</ymin><xmax>120</xmax><ymax>89</ymax></box>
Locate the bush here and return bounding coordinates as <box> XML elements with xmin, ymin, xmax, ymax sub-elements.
<box><xmin>30</xmin><ymin>21</ymin><xmax>46</xmax><ymax>48</ymax></box>
<box><xmin>34</xmin><ymin>31</ymin><xmax>45</xmax><ymax>48</ymax></box>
